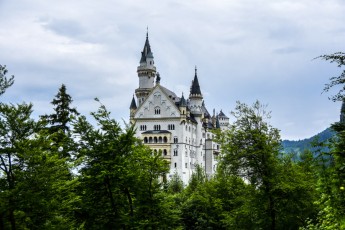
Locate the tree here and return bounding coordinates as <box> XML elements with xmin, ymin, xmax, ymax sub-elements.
<box><xmin>41</xmin><ymin>84</ymin><xmax>79</xmax><ymax>158</ymax></box>
<box><xmin>0</xmin><ymin>65</ymin><xmax>14</xmax><ymax>97</ymax></box>
<box><xmin>73</xmin><ymin>100</ymin><xmax>169</xmax><ymax>229</ymax></box>
<box><xmin>303</xmin><ymin>52</ymin><xmax>345</xmax><ymax>229</ymax></box>
<box><xmin>0</xmin><ymin>102</ymin><xmax>79</xmax><ymax>229</ymax></box>
<box><xmin>215</xmin><ymin>100</ymin><xmax>281</xmax><ymax>229</ymax></box>
<box><xmin>41</xmin><ymin>84</ymin><xmax>79</xmax><ymax>133</ymax></box>
<box><xmin>316</xmin><ymin>52</ymin><xmax>345</xmax><ymax>101</ymax></box>
<box><xmin>216</xmin><ymin>101</ymin><xmax>317</xmax><ymax>230</ymax></box>
<box><xmin>0</xmin><ymin>102</ymin><xmax>37</xmax><ymax>230</ymax></box>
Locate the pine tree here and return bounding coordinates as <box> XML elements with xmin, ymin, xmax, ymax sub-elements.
<box><xmin>41</xmin><ymin>84</ymin><xmax>79</xmax><ymax>158</ymax></box>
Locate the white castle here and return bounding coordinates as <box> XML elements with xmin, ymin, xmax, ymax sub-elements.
<box><xmin>129</xmin><ymin>33</ymin><xmax>229</xmax><ymax>184</ymax></box>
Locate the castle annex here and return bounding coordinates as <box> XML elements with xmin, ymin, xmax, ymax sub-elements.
<box><xmin>130</xmin><ymin>33</ymin><xmax>229</xmax><ymax>184</ymax></box>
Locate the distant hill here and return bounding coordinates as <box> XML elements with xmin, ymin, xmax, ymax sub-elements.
<box><xmin>281</xmin><ymin>128</ymin><xmax>335</xmax><ymax>154</ymax></box>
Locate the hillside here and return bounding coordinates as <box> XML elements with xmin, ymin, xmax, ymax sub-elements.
<box><xmin>281</xmin><ymin>128</ymin><xmax>335</xmax><ymax>154</ymax></box>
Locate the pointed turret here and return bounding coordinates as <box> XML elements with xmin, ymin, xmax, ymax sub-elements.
<box><xmin>140</xmin><ymin>31</ymin><xmax>154</xmax><ymax>64</ymax></box>
<box><xmin>130</xmin><ymin>95</ymin><xmax>137</xmax><ymax>122</ymax></box>
<box><xmin>130</xmin><ymin>95</ymin><xmax>137</xmax><ymax>110</ymax></box>
<box><xmin>136</xmin><ymin>30</ymin><xmax>157</xmax><ymax>106</ymax></box>
<box><xmin>190</xmin><ymin>67</ymin><xmax>202</xmax><ymax>97</ymax></box>
<box><xmin>189</xmin><ymin>67</ymin><xmax>203</xmax><ymax>116</ymax></box>
<box><xmin>179</xmin><ymin>93</ymin><xmax>187</xmax><ymax>117</ymax></box>
<box><xmin>180</xmin><ymin>93</ymin><xmax>187</xmax><ymax>107</ymax></box>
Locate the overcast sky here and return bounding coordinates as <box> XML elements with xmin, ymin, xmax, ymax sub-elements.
<box><xmin>1</xmin><ymin>0</ymin><xmax>344</xmax><ymax>140</ymax></box>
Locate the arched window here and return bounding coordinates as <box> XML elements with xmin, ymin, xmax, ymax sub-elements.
<box><xmin>159</xmin><ymin>136</ymin><xmax>163</xmax><ymax>143</ymax></box>
<box><xmin>173</xmin><ymin>137</ymin><xmax>178</xmax><ymax>143</ymax></box>
<box><xmin>149</xmin><ymin>137</ymin><xmax>153</xmax><ymax>143</ymax></box>
<box><xmin>144</xmin><ymin>137</ymin><xmax>148</xmax><ymax>143</ymax></box>
<box><xmin>154</xmin><ymin>106</ymin><xmax>161</xmax><ymax>115</ymax></box>
<box><xmin>154</xmin><ymin>137</ymin><xmax>158</xmax><ymax>143</ymax></box>
<box><xmin>164</xmin><ymin>136</ymin><xmax>168</xmax><ymax>143</ymax></box>
<box><xmin>163</xmin><ymin>149</ymin><xmax>167</xmax><ymax>156</ymax></box>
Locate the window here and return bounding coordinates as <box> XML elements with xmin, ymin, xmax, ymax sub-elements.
<box><xmin>174</xmin><ymin>149</ymin><xmax>178</xmax><ymax>156</ymax></box>
<box><xmin>154</xmin><ymin>137</ymin><xmax>158</xmax><ymax>143</ymax></box>
<box><xmin>154</xmin><ymin>125</ymin><xmax>161</xmax><ymax>130</ymax></box>
<box><xmin>149</xmin><ymin>137</ymin><xmax>153</xmax><ymax>143</ymax></box>
<box><xmin>174</xmin><ymin>163</ymin><xmax>177</xmax><ymax>168</ymax></box>
<box><xmin>168</xmin><ymin>124</ymin><xmax>175</xmax><ymax>130</ymax></box>
<box><xmin>154</xmin><ymin>106</ymin><xmax>161</xmax><ymax>115</ymax></box>
<box><xmin>163</xmin><ymin>136</ymin><xmax>168</xmax><ymax>143</ymax></box>
<box><xmin>163</xmin><ymin>149</ymin><xmax>167</xmax><ymax>156</ymax></box>
<box><xmin>144</xmin><ymin>137</ymin><xmax>148</xmax><ymax>143</ymax></box>
<box><xmin>159</xmin><ymin>137</ymin><xmax>162</xmax><ymax>143</ymax></box>
<box><xmin>140</xmin><ymin>125</ymin><xmax>147</xmax><ymax>131</ymax></box>
<box><xmin>174</xmin><ymin>137</ymin><xmax>178</xmax><ymax>143</ymax></box>
<box><xmin>185</xmin><ymin>163</ymin><xmax>187</xmax><ymax>168</ymax></box>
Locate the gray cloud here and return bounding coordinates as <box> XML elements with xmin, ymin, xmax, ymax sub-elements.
<box><xmin>1</xmin><ymin>0</ymin><xmax>344</xmax><ymax>140</ymax></box>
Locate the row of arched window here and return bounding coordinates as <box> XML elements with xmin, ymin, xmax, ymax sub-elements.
<box><xmin>144</xmin><ymin>136</ymin><xmax>168</xmax><ymax>144</ymax></box>
<box><xmin>154</xmin><ymin>106</ymin><xmax>161</xmax><ymax>114</ymax></box>
<box><xmin>139</xmin><ymin>124</ymin><xmax>176</xmax><ymax>131</ymax></box>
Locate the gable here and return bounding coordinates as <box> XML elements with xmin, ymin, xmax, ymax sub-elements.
<box><xmin>134</xmin><ymin>86</ymin><xmax>180</xmax><ymax>119</ymax></box>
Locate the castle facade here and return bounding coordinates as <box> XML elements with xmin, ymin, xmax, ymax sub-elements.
<box><xmin>129</xmin><ymin>33</ymin><xmax>229</xmax><ymax>184</ymax></box>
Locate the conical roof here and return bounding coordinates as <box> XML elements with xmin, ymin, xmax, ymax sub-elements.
<box><xmin>190</xmin><ymin>67</ymin><xmax>202</xmax><ymax>95</ymax></box>
<box><xmin>130</xmin><ymin>95</ymin><xmax>137</xmax><ymax>110</ymax></box>
<box><xmin>180</xmin><ymin>93</ymin><xmax>187</xmax><ymax>107</ymax></box>
<box><xmin>140</xmin><ymin>32</ymin><xmax>154</xmax><ymax>63</ymax></box>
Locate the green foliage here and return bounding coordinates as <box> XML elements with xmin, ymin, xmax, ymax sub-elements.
<box><xmin>0</xmin><ymin>65</ymin><xmax>14</xmax><ymax>96</ymax></box>
<box><xmin>316</xmin><ymin>52</ymin><xmax>345</xmax><ymax>101</ymax></box>
<box><xmin>40</xmin><ymin>84</ymin><xmax>79</xmax><ymax>159</ymax></box>
<box><xmin>215</xmin><ymin>100</ymin><xmax>318</xmax><ymax>230</ymax></box>
<box><xmin>0</xmin><ymin>102</ymin><xmax>79</xmax><ymax>229</ymax></box>
<box><xmin>167</xmin><ymin>172</ymin><xmax>184</xmax><ymax>194</ymax></box>
<box><xmin>73</xmin><ymin>100</ymin><xmax>170</xmax><ymax>229</ymax></box>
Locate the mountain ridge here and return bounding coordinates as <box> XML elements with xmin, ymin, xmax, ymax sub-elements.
<box><xmin>281</xmin><ymin>128</ymin><xmax>334</xmax><ymax>154</ymax></box>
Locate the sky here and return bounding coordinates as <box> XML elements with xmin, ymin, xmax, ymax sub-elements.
<box><xmin>0</xmin><ymin>0</ymin><xmax>344</xmax><ymax>140</ymax></box>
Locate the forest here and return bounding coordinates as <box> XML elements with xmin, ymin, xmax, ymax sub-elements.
<box><xmin>0</xmin><ymin>53</ymin><xmax>344</xmax><ymax>230</ymax></box>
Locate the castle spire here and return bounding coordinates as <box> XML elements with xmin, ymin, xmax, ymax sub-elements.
<box><xmin>190</xmin><ymin>66</ymin><xmax>202</xmax><ymax>96</ymax></box>
<box><xmin>140</xmin><ymin>29</ymin><xmax>153</xmax><ymax>64</ymax></box>
<box><xmin>130</xmin><ymin>95</ymin><xmax>137</xmax><ymax>110</ymax></box>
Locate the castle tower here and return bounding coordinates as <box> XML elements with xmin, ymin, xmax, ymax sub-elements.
<box><xmin>189</xmin><ymin>67</ymin><xmax>203</xmax><ymax>116</ymax></box>
<box><xmin>179</xmin><ymin>93</ymin><xmax>187</xmax><ymax>118</ymax></box>
<box><xmin>135</xmin><ymin>32</ymin><xmax>156</xmax><ymax>106</ymax></box>
<box><xmin>129</xmin><ymin>95</ymin><xmax>137</xmax><ymax>122</ymax></box>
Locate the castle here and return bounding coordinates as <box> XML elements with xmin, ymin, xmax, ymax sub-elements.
<box><xmin>129</xmin><ymin>33</ymin><xmax>229</xmax><ymax>184</ymax></box>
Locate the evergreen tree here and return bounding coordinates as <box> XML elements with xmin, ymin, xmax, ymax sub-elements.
<box><xmin>41</xmin><ymin>84</ymin><xmax>79</xmax><ymax>158</ymax></box>
<box><xmin>41</xmin><ymin>84</ymin><xmax>79</xmax><ymax>133</ymax></box>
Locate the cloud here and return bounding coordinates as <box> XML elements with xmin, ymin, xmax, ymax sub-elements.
<box><xmin>1</xmin><ymin>0</ymin><xmax>345</xmax><ymax>140</ymax></box>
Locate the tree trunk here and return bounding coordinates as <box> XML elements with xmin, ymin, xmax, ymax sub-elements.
<box><xmin>124</xmin><ymin>187</ymin><xmax>134</xmax><ymax>218</ymax></box>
